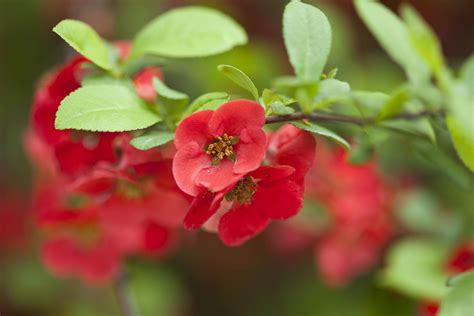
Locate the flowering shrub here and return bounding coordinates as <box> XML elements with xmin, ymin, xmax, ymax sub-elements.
<box><xmin>22</xmin><ymin>0</ymin><xmax>473</xmax><ymax>315</ymax></box>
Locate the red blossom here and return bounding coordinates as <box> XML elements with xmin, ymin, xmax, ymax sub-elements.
<box><xmin>182</xmin><ymin>124</ymin><xmax>316</xmax><ymax>246</ymax></box>
<box><xmin>173</xmin><ymin>100</ymin><xmax>267</xmax><ymax>196</ymax></box>
<box><xmin>446</xmin><ymin>241</ymin><xmax>474</xmax><ymax>273</ymax></box>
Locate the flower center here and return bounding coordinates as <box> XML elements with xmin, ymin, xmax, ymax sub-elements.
<box><xmin>205</xmin><ymin>133</ymin><xmax>239</xmax><ymax>165</ymax></box>
<box><xmin>225</xmin><ymin>176</ymin><xmax>257</xmax><ymax>205</ymax></box>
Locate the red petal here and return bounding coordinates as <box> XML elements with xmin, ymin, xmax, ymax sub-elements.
<box><xmin>233</xmin><ymin>126</ymin><xmax>267</xmax><ymax>174</ymax></box>
<box><xmin>253</xmin><ymin>179</ymin><xmax>304</xmax><ymax>220</ymax></box>
<box><xmin>41</xmin><ymin>238</ymin><xmax>79</xmax><ymax>277</ymax></box>
<box><xmin>133</xmin><ymin>67</ymin><xmax>163</xmax><ymax>102</ymax></box>
<box><xmin>218</xmin><ymin>203</ymin><xmax>269</xmax><ymax>246</ymax></box>
<box><xmin>196</xmin><ymin>159</ymin><xmax>242</xmax><ymax>192</ymax></box>
<box><xmin>209</xmin><ymin>100</ymin><xmax>265</xmax><ymax>136</ymax></box>
<box><xmin>269</xmin><ymin>124</ymin><xmax>316</xmax><ymax>181</ymax></box>
<box><xmin>183</xmin><ymin>190</ymin><xmax>224</xmax><ymax>229</ymax></box>
<box><xmin>172</xmin><ymin>142</ymin><xmax>211</xmax><ymax>196</ymax></box>
<box><xmin>250</xmin><ymin>166</ymin><xmax>295</xmax><ymax>182</ymax></box>
<box><xmin>174</xmin><ymin>110</ymin><xmax>213</xmax><ymax>149</ymax></box>
<box><xmin>143</xmin><ymin>222</ymin><xmax>173</xmax><ymax>253</ymax></box>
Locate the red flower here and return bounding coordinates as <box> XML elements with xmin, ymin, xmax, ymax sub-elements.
<box><xmin>182</xmin><ymin>124</ymin><xmax>316</xmax><ymax>246</ymax></box>
<box><xmin>41</xmin><ymin>237</ymin><xmax>120</xmax><ymax>284</ymax></box>
<box><xmin>446</xmin><ymin>241</ymin><xmax>474</xmax><ymax>273</ymax></box>
<box><xmin>133</xmin><ymin>67</ymin><xmax>163</xmax><ymax>102</ymax></box>
<box><xmin>418</xmin><ymin>302</ymin><xmax>440</xmax><ymax>316</ymax></box>
<box><xmin>173</xmin><ymin>100</ymin><xmax>267</xmax><ymax>196</ymax></box>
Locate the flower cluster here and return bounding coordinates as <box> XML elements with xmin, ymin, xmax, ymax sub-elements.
<box><xmin>26</xmin><ymin>45</ymin><xmax>189</xmax><ymax>283</ymax></box>
<box><xmin>174</xmin><ymin>110</ymin><xmax>316</xmax><ymax>246</ymax></box>
<box><xmin>306</xmin><ymin>142</ymin><xmax>396</xmax><ymax>286</ymax></box>
<box><xmin>269</xmin><ymin>140</ymin><xmax>396</xmax><ymax>286</ymax></box>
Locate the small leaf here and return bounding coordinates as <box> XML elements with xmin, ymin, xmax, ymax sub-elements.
<box><xmin>291</xmin><ymin>120</ymin><xmax>350</xmax><ymax>149</ymax></box>
<box><xmin>327</xmin><ymin>68</ymin><xmax>338</xmax><ymax>78</ymax></box>
<box><xmin>377</xmin><ymin>88</ymin><xmax>410</xmax><ymax>121</ymax></box>
<box><xmin>313</xmin><ymin>78</ymin><xmax>351</xmax><ymax>109</ymax></box>
<box><xmin>460</xmin><ymin>55</ymin><xmax>474</xmax><ymax>87</ymax></box>
<box><xmin>130</xmin><ymin>131</ymin><xmax>175</xmax><ymax>150</ymax></box>
<box><xmin>379</xmin><ymin>238</ymin><xmax>449</xmax><ymax>300</ymax></box>
<box><xmin>283</xmin><ymin>1</ymin><xmax>332</xmax><ymax>81</ymax></box>
<box><xmin>270</xmin><ymin>103</ymin><xmax>295</xmax><ymax>115</ymax></box>
<box><xmin>447</xmin><ymin>116</ymin><xmax>474</xmax><ymax>172</ymax></box>
<box><xmin>153</xmin><ymin>78</ymin><xmax>189</xmax><ymax>102</ymax></box>
<box><xmin>401</xmin><ymin>4</ymin><xmax>445</xmax><ymax>75</ymax></box>
<box><xmin>53</xmin><ymin>19</ymin><xmax>113</xmax><ymax>70</ymax></box>
<box><xmin>217</xmin><ymin>64</ymin><xmax>259</xmax><ymax>100</ymax></box>
<box><xmin>355</xmin><ymin>0</ymin><xmax>430</xmax><ymax>84</ymax></box>
<box><xmin>55</xmin><ymin>84</ymin><xmax>161</xmax><ymax>132</ymax></box>
<box><xmin>439</xmin><ymin>271</ymin><xmax>474</xmax><ymax>316</ymax></box>
<box><xmin>348</xmin><ymin>135</ymin><xmax>373</xmax><ymax>165</ymax></box>
<box><xmin>130</xmin><ymin>6</ymin><xmax>247</xmax><ymax>59</ymax></box>
<box><xmin>180</xmin><ymin>92</ymin><xmax>229</xmax><ymax>120</ymax></box>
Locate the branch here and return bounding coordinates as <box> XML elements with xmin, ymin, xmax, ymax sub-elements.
<box><xmin>114</xmin><ymin>269</ymin><xmax>138</xmax><ymax>316</ymax></box>
<box><xmin>265</xmin><ymin>110</ymin><xmax>444</xmax><ymax>125</ymax></box>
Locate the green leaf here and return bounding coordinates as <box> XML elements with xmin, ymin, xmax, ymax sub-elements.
<box><xmin>153</xmin><ymin>78</ymin><xmax>189</xmax><ymax>102</ymax></box>
<box><xmin>180</xmin><ymin>92</ymin><xmax>229</xmax><ymax>121</ymax></box>
<box><xmin>291</xmin><ymin>120</ymin><xmax>350</xmax><ymax>149</ymax></box>
<box><xmin>401</xmin><ymin>4</ymin><xmax>445</xmax><ymax>76</ymax></box>
<box><xmin>283</xmin><ymin>1</ymin><xmax>332</xmax><ymax>81</ymax></box>
<box><xmin>439</xmin><ymin>271</ymin><xmax>474</xmax><ymax>316</ymax></box>
<box><xmin>379</xmin><ymin>238</ymin><xmax>449</xmax><ymax>300</ymax></box>
<box><xmin>460</xmin><ymin>55</ymin><xmax>474</xmax><ymax>87</ymax></box>
<box><xmin>217</xmin><ymin>64</ymin><xmax>259</xmax><ymax>100</ymax></box>
<box><xmin>381</xmin><ymin>119</ymin><xmax>436</xmax><ymax>143</ymax></box>
<box><xmin>130</xmin><ymin>131</ymin><xmax>175</xmax><ymax>150</ymax></box>
<box><xmin>313</xmin><ymin>78</ymin><xmax>351</xmax><ymax>109</ymax></box>
<box><xmin>130</xmin><ymin>6</ymin><xmax>247</xmax><ymax>59</ymax></box>
<box><xmin>270</xmin><ymin>103</ymin><xmax>295</xmax><ymax>115</ymax></box>
<box><xmin>348</xmin><ymin>135</ymin><xmax>373</xmax><ymax>165</ymax></box>
<box><xmin>355</xmin><ymin>0</ymin><xmax>430</xmax><ymax>84</ymax></box>
<box><xmin>447</xmin><ymin>116</ymin><xmax>474</xmax><ymax>172</ymax></box>
<box><xmin>377</xmin><ymin>88</ymin><xmax>410</xmax><ymax>121</ymax></box>
<box><xmin>55</xmin><ymin>84</ymin><xmax>161</xmax><ymax>132</ymax></box>
<box><xmin>53</xmin><ymin>19</ymin><xmax>113</xmax><ymax>70</ymax></box>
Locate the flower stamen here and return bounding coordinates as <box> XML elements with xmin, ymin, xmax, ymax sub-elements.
<box><xmin>205</xmin><ymin>133</ymin><xmax>239</xmax><ymax>165</ymax></box>
<box><xmin>225</xmin><ymin>176</ymin><xmax>257</xmax><ymax>205</ymax></box>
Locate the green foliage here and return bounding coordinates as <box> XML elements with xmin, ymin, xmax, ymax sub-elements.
<box><xmin>53</xmin><ymin>19</ymin><xmax>114</xmax><ymax>71</ymax></box>
<box><xmin>218</xmin><ymin>64</ymin><xmax>259</xmax><ymax>100</ymax></box>
<box><xmin>401</xmin><ymin>4</ymin><xmax>445</xmax><ymax>76</ymax></box>
<box><xmin>355</xmin><ymin>0</ymin><xmax>430</xmax><ymax>85</ymax></box>
<box><xmin>130</xmin><ymin>131</ymin><xmax>175</xmax><ymax>150</ymax></box>
<box><xmin>153</xmin><ymin>78</ymin><xmax>189</xmax><ymax>102</ymax></box>
<box><xmin>283</xmin><ymin>1</ymin><xmax>332</xmax><ymax>81</ymax></box>
<box><xmin>291</xmin><ymin>120</ymin><xmax>350</xmax><ymax>149</ymax></box>
<box><xmin>439</xmin><ymin>271</ymin><xmax>474</xmax><ymax>316</ymax></box>
<box><xmin>379</xmin><ymin>238</ymin><xmax>449</xmax><ymax>300</ymax></box>
<box><xmin>130</xmin><ymin>6</ymin><xmax>247</xmax><ymax>59</ymax></box>
<box><xmin>181</xmin><ymin>92</ymin><xmax>230</xmax><ymax>119</ymax></box>
<box><xmin>55</xmin><ymin>84</ymin><xmax>161</xmax><ymax>132</ymax></box>
<box><xmin>377</xmin><ymin>88</ymin><xmax>410</xmax><ymax>121</ymax></box>
<box><xmin>447</xmin><ymin>117</ymin><xmax>474</xmax><ymax>172</ymax></box>
<box><xmin>313</xmin><ymin>78</ymin><xmax>350</xmax><ymax>109</ymax></box>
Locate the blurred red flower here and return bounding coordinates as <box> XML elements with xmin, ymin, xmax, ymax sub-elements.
<box><xmin>173</xmin><ymin>100</ymin><xmax>267</xmax><ymax>196</ymax></box>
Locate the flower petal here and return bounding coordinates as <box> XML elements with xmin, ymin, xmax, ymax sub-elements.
<box><xmin>172</xmin><ymin>142</ymin><xmax>211</xmax><ymax>196</ymax></box>
<box><xmin>253</xmin><ymin>179</ymin><xmax>304</xmax><ymax>220</ymax></box>
<box><xmin>269</xmin><ymin>124</ymin><xmax>316</xmax><ymax>181</ymax></box>
<box><xmin>218</xmin><ymin>203</ymin><xmax>269</xmax><ymax>246</ymax></box>
<box><xmin>195</xmin><ymin>159</ymin><xmax>242</xmax><ymax>192</ymax></box>
<box><xmin>174</xmin><ymin>110</ymin><xmax>213</xmax><ymax>149</ymax></box>
<box><xmin>209</xmin><ymin>100</ymin><xmax>265</xmax><ymax>136</ymax></box>
<box><xmin>233</xmin><ymin>126</ymin><xmax>267</xmax><ymax>174</ymax></box>
<box><xmin>250</xmin><ymin>166</ymin><xmax>295</xmax><ymax>182</ymax></box>
<box><xmin>183</xmin><ymin>190</ymin><xmax>224</xmax><ymax>229</ymax></box>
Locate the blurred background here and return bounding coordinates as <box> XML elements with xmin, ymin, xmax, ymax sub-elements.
<box><xmin>0</xmin><ymin>0</ymin><xmax>473</xmax><ymax>315</ymax></box>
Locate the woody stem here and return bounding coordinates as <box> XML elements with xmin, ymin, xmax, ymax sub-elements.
<box><xmin>264</xmin><ymin>110</ymin><xmax>445</xmax><ymax>125</ymax></box>
<box><xmin>114</xmin><ymin>268</ymin><xmax>138</xmax><ymax>316</ymax></box>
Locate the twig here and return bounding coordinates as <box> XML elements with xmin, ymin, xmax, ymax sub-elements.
<box><xmin>114</xmin><ymin>269</ymin><xmax>138</xmax><ymax>316</ymax></box>
<box><xmin>265</xmin><ymin>110</ymin><xmax>444</xmax><ymax>125</ymax></box>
